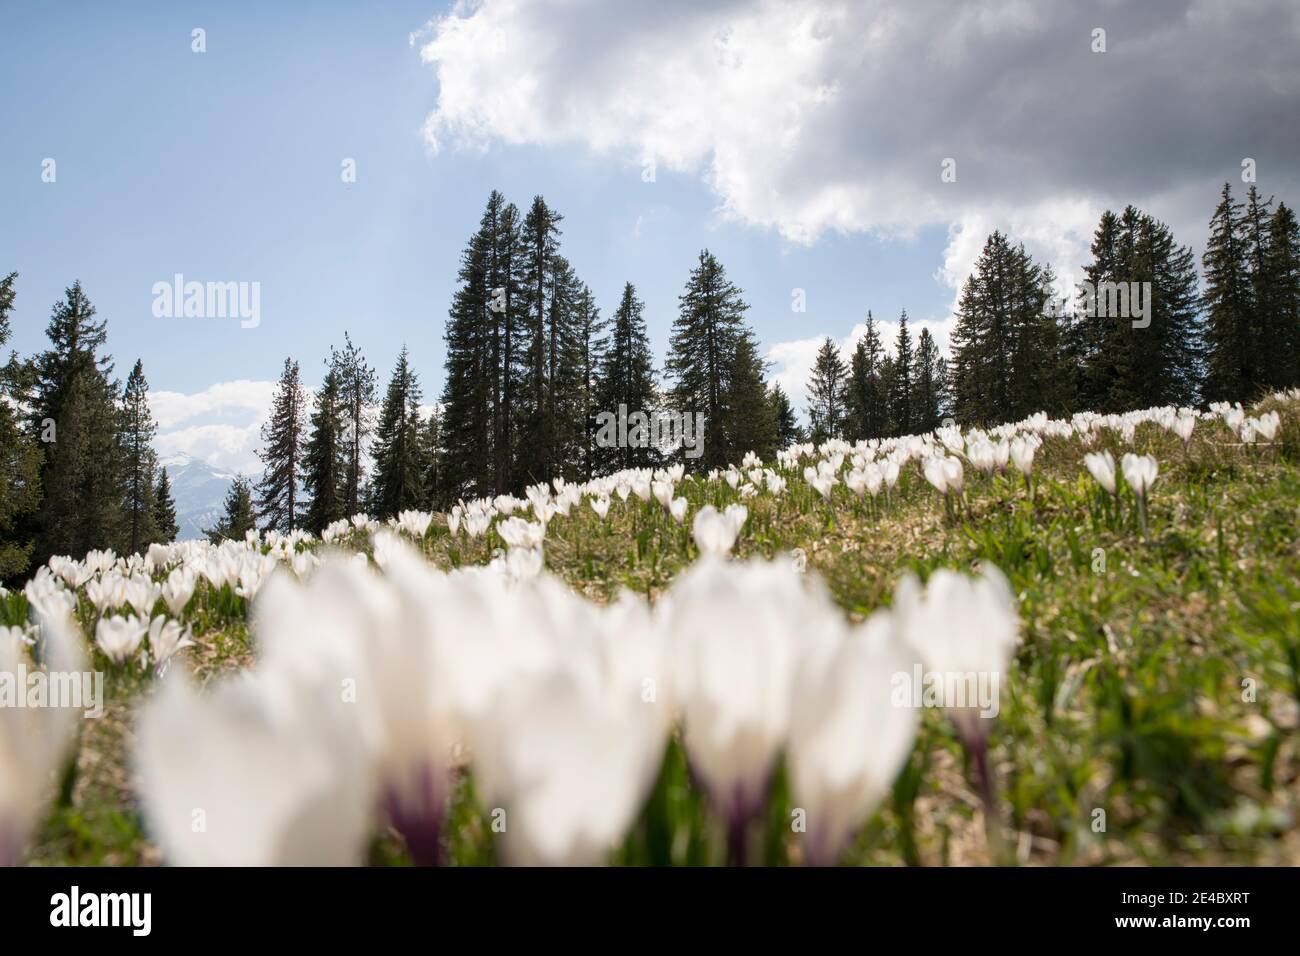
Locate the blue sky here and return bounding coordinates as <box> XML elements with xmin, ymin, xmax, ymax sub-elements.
<box><xmin>3</xmin><ymin>1</ymin><xmax>1296</xmax><ymax>471</ymax></box>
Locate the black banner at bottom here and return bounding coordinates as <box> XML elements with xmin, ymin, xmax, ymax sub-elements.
<box><xmin>0</xmin><ymin>865</ymin><xmax>1282</xmax><ymax>942</ymax></box>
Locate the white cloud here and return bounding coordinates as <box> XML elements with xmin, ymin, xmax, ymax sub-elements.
<box><xmin>415</xmin><ymin>0</ymin><xmax>1300</xmax><ymax>308</ymax></box>
<box><xmin>151</xmin><ymin>380</ymin><xmax>277</xmax><ymax>474</ymax></box>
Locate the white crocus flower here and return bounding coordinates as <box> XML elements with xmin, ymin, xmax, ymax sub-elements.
<box><xmin>1120</xmin><ymin>453</ymin><xmax>1159</xmax><ymax>498</ymax></box>
<box><xmin>1084</xmin><ymin>450</ymin><xmax>1117</xmax><ymax>495</ymax></box>
<box><xmin>470</xmin><ymin>591</ymin><xmax>669</xmax><ymax>865</ymax></box>
<box><xmin>664</xmin><ymin>558</ymin><xmax>828</xmax><ymax>863</ymax></box>
<box><xmin>669</xmin><ymin>497</ymin><xmax>688</xmax><ymax>524</ymax></box>
<box><xmin>148</xmin><ymin>615</ymin><xmax>195</xmax><ymax>668</ymax></box>
<box><xmin>135</xmin><ymin>668</ymin><xmax>374</xmax><ymax>866</ymax></box>
<box><xmin>787</xmin><ymin>612</ymin><xmax>918</xmax><ymax>866</ymax></box>
<box><xmin>692</xmin><ymin>506</ymin><xmax>740</xmax><ymax>557</ymax></box>
<box><xmin>590</xmin><ymin>495</ymin><xmax>612</xmax><ymax>519</ymax></box>
<box><xmin>1254</xmin><ymin>410</ymin><xmax>1280</xmax><ymax>441</ymax></box>
<box><xmin>95</xmin><ymin>614</ymin><xmax>149</xmax><ymax>663</ymax></box>
<box><xmin>892</xmin><ymin>566</ymin><xmax>1019</xmax><ymax>748</ymax></box>
<box><xmin>161</xmin><ymin>569</ymin><xmax>197</xmax><ymax>617</ymax></box>
<box><xmin>0</xmin><ymin>614</ymin><xmax>85</xmax><ymax>866</ymax></box>
<box><xmin>1009</xmin><ymin>437</ymin><xmax>1036</xmax><ymax>477</ymax></box>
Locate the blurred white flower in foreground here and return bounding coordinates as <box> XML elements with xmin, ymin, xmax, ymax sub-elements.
<box><xmin>788</xmin><ymin>612</ymin><xmax>917</xmax><ymax>866</ymax></box>
<box><xmin>0</xmin><ymin>614</ymin><xmax>85</xmax><ymax>867</ymax></box>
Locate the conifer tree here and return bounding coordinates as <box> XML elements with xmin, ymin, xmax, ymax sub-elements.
<box><xmin>420</xmin><ymin>407</ymin><xmax>442</xmax><ymax>509</ymax></box>
<box><xmin>206</xmin><ymin>475</ymin><xmax>256</xmax><ymax>543</ymax></box>
<box><xmin>573</xmin><ymin>284</ymin><xmax>606</xmax><ymax>479</ymax></box>
<box><xmin>152</xmin><ymin>467</ymin><xmax>179</xmax><ymax>543</ymax></box>
<box><xmin>120</xmin><ymin>359</ymin><xmax>159</xmax><ymax>553</ymax></box>
<box><xmin>666</xmin><ymin>250</ymin><xmax>750</xmax><ymax>470</ymax></box>
<box><xmin>30</xmin><ymin>281</ymin><xmax>125</xmax><ymax>562</ymax></box>
<box><xmin>0</xmin><ymin>273</ymin><xmax>43</xmax><ymax>579</ymax></box>
<box><xmin>1263</xmin><ymin>201</ymin><xmax>1300</xmax><ymax>389</ymax></box>
<box><xmin>255</xmin><ymin>357</ymin><xmax>306</xmax><ymax>533</ymax></box>
<box><xmin>516</xmin><ymin>196</ymin><xmax>567</xmax><ymax>485</ymax></box>
<box><xmin>1203</xmin><ymin>183</ymin><xmax>1259</xmax><ymax>401</ymax></box>
<box><xmin>723</xmin><ymin>331</ymin><xmax>776</xmax><ymax>461</ymax></box>
<box><xmin>768</xmin><ymin>383</ymin><xmax>803</xmax><ymax>449</ymax></box>
<box><xmin>891</xmin><ymin>311</ymin><xmax>914</xmax><ymax>435</ymax></box>
<box><xmin>912</xmin><ymin>327</ymin><xmax>943</xmax><ymax>433</ymax></box>
<box><xmin>302</xmin><ymin>359</ymin><xmax>347</xmax><ymax>535</ymax></box>
<box><xmin>369</xmin><ymin>347</ymin><xmax>425</xmax><ymax>517</ymax></box>
<box><xmin>333</xmin><ymin>332</ymin><xmax>376</xmax><ymax>518</ymax></box>
<box><xmin>593</xmin><ymin>282</ymin><xmax>657</xmax><ymax>470</ymax></box>
<box><xmin>845</xmin><ymin>313</ymin><xmax>887</xmax><ymax>440</ymax></box>
<box><xmin>806</xmin><ymin>337</ymin><xmax>849</xmax><ymax>444</ymax></box>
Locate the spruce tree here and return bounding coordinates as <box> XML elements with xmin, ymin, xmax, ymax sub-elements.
<box><xmin>806</xmin><ymin>337</ymin><xmax>849</xmax><ymax>444</ymax></box>
<box><xmin>912</xmin><ymin>327</ymin><xmax>942</xmax><ymax>433</ymax></box>
<box><xmin>768</xmin><ymin>383</ymin><xmax>803</xmax><ymax>449</ymax></box>
<box><xmin>369</xmin><ymin>347</ymin><xmax>425</xmax><ymax>517</ymax></box>
<box><xmin>666</xmin><ymin>250</ymin><xmax>750</xmax><ymax>470</ymax></box>
<box><xmin>723</xmin><ymin>331</ymin><xmax>777</xmax><ymax>461</ymax></box>
<box><xmin>302</xmin><ymin>359</ymin><xmax>347</xmax><ymax>535</ymax></box>
<box><xmin>121</xmin><ymin>359</ymin><xmax>159</xmax><ymax>553</ymax></box>
<box><xmin>593</xmin><ymin>282</ymin><xmax>657</xmax><ymax>470</ymax></box>
<box><xmin>516</xmin><ymin>196</ymin><xmax>566</xmax><ymax>485</ymax></box>
<box><xmin>153</xmin><ymin>467</ymin><xmax>179</xmax><ymax>543</ymax></box>
<box><xmin>333</xmin><ymin>333</ymin><xmax>376</xmax><ymax>518</ymax></box>
<box><xmin>1203</xmin><ymin>182</ymin><xmax>1259</xmax><ymax>401</ymax></box>
<box><xmin>0</xmin><ymin>273</ymin><xmax>43</xmax><ymax>579</ymax></box>
<box><xmin>891</xmin><ymin>311</ymin><xmax>914</xmax><ymax>435</ymax></box>
<box><xmin>420</xmin><ymin>407</ymin><xmax>442</xmax><ymax>510</ymax></box>
<box><xmin>205</xmin><ymin>475</ymin><xmax>256</xmax><ymax>543</ymax></box>
<box><xmin>255</xmin><ymin>358</ymin><xmax>307</xmax><ymax>533</ymax></box>
<box><xmin>845</xmin><ymin>313</ymin><xmax>887</xmax><ymax>439</ymax></box>
<box><xmin>1263</xmin><ymin>201</ymin><xmax>1300</xmax><ymax>389</ymax></box>
<box><xmin>574</xmin><ymin>284</ymin><xmax>607</xmax><ymax>479</ymax></box>
<box><xmin>30</xmin><ymin>281</ymin><xmax>125</xmax><ymax>562</ymax></box>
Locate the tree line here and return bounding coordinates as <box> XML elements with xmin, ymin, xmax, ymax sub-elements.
<box><xmin>2</xmin><ymin>182</ymin><xmax>1295</xmax><ymax>574</ymax></box>
<box><xmin>1</xmin><ymin>275</ymin><xmax>178</xmax><ymax>581</ymax></box>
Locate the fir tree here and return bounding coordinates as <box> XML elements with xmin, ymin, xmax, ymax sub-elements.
<box><xmin>1203</xmin><ymin>183</ymin><xmax>1259</xmax><ymax>401</ymax></box>
<box><xmin>723</xmin><ymin>331</ymin><xmax>776</xmax><ymax>461</ymax></box>
<box><xmin>891</xmin><ymin>311</ymin><xmax>914</xmax><ymax>435</ymax></box>
<box><xmin>152</xmin><ymin>467</ymin><xmax>179</xmax><ymax>543</ymax></box>
<box><xmin>845</xmin><ymin>313</ymin><xmax>887</xmax><ymax>440</ymax></box>
<box><xmin>369</xmin><ymin>347</ymin><xmax>425</xmax><ymax>517</ymax></box>
<box><xmin>515</xmin><ymin>196</ymin><xmax>567</xmax><ymax>485</ymax></box>
<box><xmin>255</xmin><ymin>358</ymin><xmax>307</xmax><ymax>533</ymax></box>
<box><xmin>30</xmin><ymin>282</ymin><xmax>125</xmax><ymax>562</ymax></box>
<box><xmin>302</xmin><ymin>359</ymin><xmax>347</xmax><ymax>535</ymax></box>
<box><xmin>593</xmin><ymin>282</ymin><xmax>657</xmax><ymax>470</ymax></box>
<box><xmin>205</xmin><ymin>475</ymin><xmax>256</xmax><ymax>544</ymax></box>
<box><xmin>420</xmin><ymin>407</ymin><xmax>442</xmax><ymax>509</ymax></box>
<box><xmin>806</xmin><ymin>337</ymin><xmax>849</xmax><ymax>444</ymax></box>
<box><xmin>912</xmin><ymin>327</ymin><xmax>942</xmax><ymax>433</ymax></box>
<box><xmin>333</xmin><ymin>332</ymin><xmax>376</xmax><ymax>518</ymax></box>
<box><xmin>120</xmin><ymin>359</ymin><xmax>159</xmax><ymax>553</ymax></box>
<box><xmin>666</xmin><ymin>250</ymin><xmax>750</xmax><ymax>470</ymax></box>
<box><xmin>0</xmin><ymin>273</ymin><xmax>43</xmax><ymax>579</ymax></box>
<box><xmin>573</xmin><ymin>283</ymin><xmax>606</xmax><ymax>480</ymax></box>
<box><xmin>1263</xmin><ymin>201</ymin><xmax>1300</xmax><ymax>389</ymax></box>
<box><xmin>768</xmin><ymin>383</ymin><xmax>803</xmax><ymax>449</ymax></box>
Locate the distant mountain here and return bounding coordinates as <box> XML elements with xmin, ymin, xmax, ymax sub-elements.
<box><xmin>158</xmin><ymin>453</ymin><xmax>244</xmax><ymax>541</ymax></box>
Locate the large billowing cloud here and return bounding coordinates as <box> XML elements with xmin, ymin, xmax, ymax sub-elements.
<box><xmin>415</xmin><ymin>0</ymin><xmax>1300</xmax><ymax>296</ymax></box>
